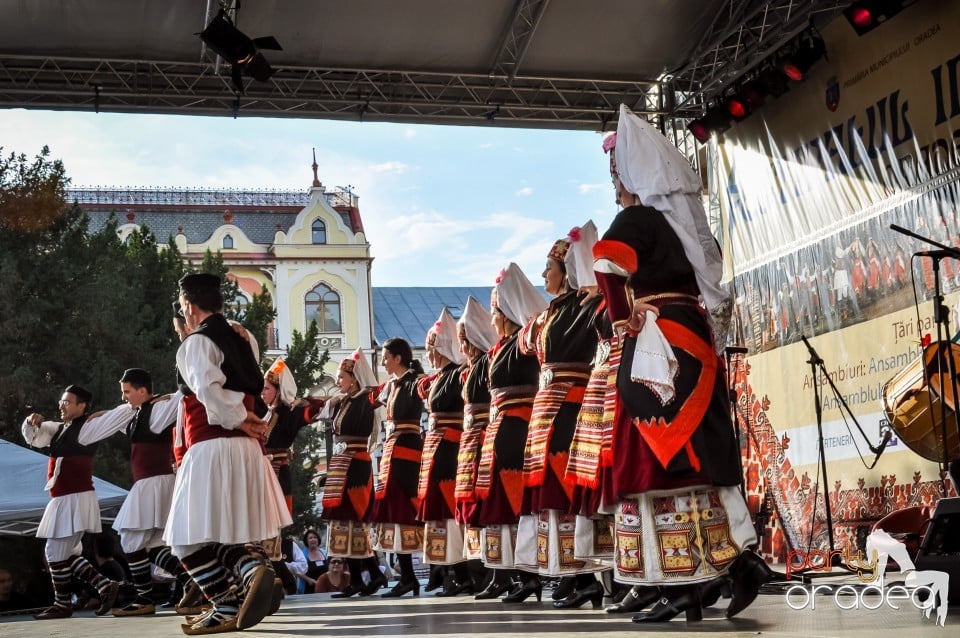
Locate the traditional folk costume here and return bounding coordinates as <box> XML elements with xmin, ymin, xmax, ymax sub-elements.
<box><xmin>476</xmin><ymin>263</ymin><xmax>546</xmax><ymax>588</ymax></box>
<box><xmin>594</xmin><ymin>105</ymin><xmax>771</xmax><ymax>622</ymax></box>
<box><xmin>369</xmin><ymin>343</ymin><xmax>425</xmax><ymax>597</ymax></box>
<box><xmin>454</xmin><ymin>297</ymin><xmax>498</xmax><ymax>563</ymax></box>
<box><xmin>21</xmin><ymin>385</ymin><xmax>132</xmax><ymax>620</ymax></box>
<box><xmin>263</xmin><ymin>358</ymin><xmax>322</xmax><ymax>515</ymax></box>
<box><xmin>515</xmin><ymin>234</ymin><xmax>606</xmax><ymax>585</ymax></box>
<box><xmin>165</xmin><ymin>275</ymin><xmax>290</xmax><ymax>634</ymax></box>
<box><xmin>95</xmin><ymin>369</ymin><xmax>192</xmax><ymax>616</ymax></box>
<box><xmin>320</xmin><ymin>349</ymin><xmax>386</xmax><ymax>596</ymax></box>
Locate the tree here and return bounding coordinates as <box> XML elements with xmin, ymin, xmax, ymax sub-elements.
<box><xmin>0</xmin><ymin>148</ymin><xmax>186</xmax><ymax>489</ymax></box>
<box><xmin>275</xmin><ymin>320</ymin><xmax>330</xmax><ymax>535</ymax></box>
<box><xmin>188</xmin><ymin>248</ymin><xmax>276</xmax><ymax>364</ymax></box>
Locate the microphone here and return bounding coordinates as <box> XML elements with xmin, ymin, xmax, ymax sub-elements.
<box><xmin>870</xmin><ymin>427</ymin><xmax>893</xmax><ymax>467</ymax></box>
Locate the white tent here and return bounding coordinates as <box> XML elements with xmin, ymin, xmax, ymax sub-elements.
<box><xmin>0</xmin><ymin>439</ymin><xmax>128</xmax><ymax>536</ymax></box>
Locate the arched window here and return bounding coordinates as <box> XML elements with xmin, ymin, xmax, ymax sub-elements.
<box><xmin>223</xmin><ymin>234</ymin><xmax>234</xmax><ymax>249</ymax></box>
<box><xmin>305</xmin><ymin>283</ymin><xmax>341</xmax><ymax>333</ymax></box>
<box><xmin>311</xmin><ymin>219</ymin><xmax>327</xmax><ymax>244</ymax></box>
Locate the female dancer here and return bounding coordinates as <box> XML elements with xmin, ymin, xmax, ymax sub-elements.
<box><xmin>418</xmin><ymin>308</ymin><xmax>471</xmax><ymax>595</ymax></box>
<box><xmin>320</xmin><ymin>350</ymin><xmax>386</xmax><ymax>597</ymax></box>
<box><xmin>595</xmin><ymin>105</ymin><xmax>773</xmax><ymax>623</ymax></box>
<box><xmin>370</xmin><ymin>338</ymin><xmax>425</xmax><ymax>597</ymax></box>
<box><xmin>454</xmin><ymin>297</ymin><xmax>502</xmax><ymax>599</ymax></box>
<box><xmin>475</xmin><ymin>263</ymin><xmax>546</xmax><ymax>603</ymax></box>
<box><xmin>515</xmin><ymin>228</ymin><xmax>609</xmax><ymax>609</ymax></box>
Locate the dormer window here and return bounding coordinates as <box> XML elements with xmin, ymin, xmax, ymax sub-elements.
<box><xmin>223</xmin><ymin>234</ymin><xmax>234</xmax><ymax>249</ymax></box>
<box><xmin>312</xmin><ymin>219</ymin><xmax>327</xmax><ymax>244</ymax></box>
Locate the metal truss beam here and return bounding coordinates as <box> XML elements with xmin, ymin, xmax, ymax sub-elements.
<box><xmin>0</xmin><ymin>54</ymin><xmax>662</xmax><ymax>130</ymax></box>
<box><xmin>489</xmin><ymin>0</ymin><xmax>551</xmax><ymax>82</ymax></box>
<box><xmin>668</xmin><ymin>0</ymin><xmax>848</xmax><ymax>115</ymax></box>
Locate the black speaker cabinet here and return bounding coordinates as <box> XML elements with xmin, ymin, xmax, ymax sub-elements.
<box><xmin>915</xmin><ymin>497</ymin><xmax>960</xmax><ymax>605</ymax></box>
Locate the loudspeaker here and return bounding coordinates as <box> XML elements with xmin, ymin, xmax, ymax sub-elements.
<box><xmin>915</xmin><ymin>497</ymin><xmax>960</xmax><ymax>605</ymax></box>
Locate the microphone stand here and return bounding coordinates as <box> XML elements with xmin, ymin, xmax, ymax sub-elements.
<box><xmin>800</xmin><ymin>335</ymin><xmax>891</xmax><ymax>553</ymax></box>
<box><xmin>890</xmin><ymin>224</ymin><xmax>960</xmax><ymax>473</ymax></box>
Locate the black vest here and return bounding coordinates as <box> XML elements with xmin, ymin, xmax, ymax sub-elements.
<box><xmin>128</xmin><ymin>396</ymin><xmax>175</xmax><ymax>443</ymax></box>
<box><xmin>178</xmin><ymin>314</ymin><xmax>264</xmax><ymax>397</ymax></box>
<box><xmin>49</xmin><ymin>415</ymin><xmax>97</xmax><ymax>458</ymax></box>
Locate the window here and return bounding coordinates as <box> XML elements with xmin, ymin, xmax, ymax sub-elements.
<box><xmin>305</xmin><ymin>283</ymin><xmax>341</xmax><ymax>332</ymax></box>
<box><xmin>231</xmin><ymin>292</ymin><xmax>249</xmax><ymax>314</ymax></box>
<box><xmin>223</xmin><ymin>234</ymin><xmax>234</xmax><ymax>249</ymax></box>
<box><xmin>311</xmin><ymin>219</ymin><xmax>326</xmax><ymax>244</ymax></box>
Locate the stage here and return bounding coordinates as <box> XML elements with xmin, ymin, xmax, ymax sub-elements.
<box><xmin>1</xmin><ymin>584</ymin><xmax>953</xmax><ymax>637</ymax></box>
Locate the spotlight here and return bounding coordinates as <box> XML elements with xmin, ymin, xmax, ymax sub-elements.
<box><xmin>843</xmin><ymin>1</ymin><xmax>913</xmax><ymax>36</ymax></box>
<box><xmin>755</xmin><ymin>66</ymin><xmax>790</xmax><ymax>98</ymax></box>
<box><xmin>199</xmin><ymin>10</ymin><xmax>282</xmax><ymax>93</ymax></box>
<box><xmin>781</xmin><ymin>31</ymin><xmax>826</xmax><ymax>82</ymax></box>
<box><xmin>687</xmin><ymin>105</ymin><xmax>733</xmax><ymax>144</ymax></box>
<box><xmin>725</xmin><ymin>81</ymin><xmax>766</xmax><ymax>120</ymax></box>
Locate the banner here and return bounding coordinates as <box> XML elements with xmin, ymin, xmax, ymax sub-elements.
<box><xmin>717</xmin><ymin>0</ymin><xmax>959</xmax><ymax>556</ymax></box>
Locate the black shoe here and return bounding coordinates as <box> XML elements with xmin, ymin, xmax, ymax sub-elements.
<box><xmin>424</xmin><ymin>569</ymin><xmax>445</xmax><ymax>593</ymax></box>
<box><xmin>435</xmin><ymin>579</ymin><xmax>474</xmax><ymax>597</ymax></box>
<box><xmin>502</xmin><ymin>579</ymin><xmax>542</xmax><ymax>604</ymax></box>
<box><xmin>380</xmin><ymin>580</ymin><xmax>420</xmax><ymax>598</ymax></box>
<box><xmin>331</xmin><ymin>584</ymin><xmax>365</xmax><ymax>599</ymax></box>
<box><xmin>632</xmin><ymin>588</ymin><xmax>702</xmax><ymax>623</ymax></box>
<box><xmin>605</xmin><ymin>586</ymin><xmax>661</xmax><ymax>613</ymax></box>
<box><xmin>699</xmin><ymin>576</ymin><xmax>732</xmax><ymax>608</ymax></box>
<box><xmin>551</xmin><ymin>576</ymin><xmax>576</xmax><ymax>601</ymax></box>
<box><xmin>725</xmin><ymin>551</ymin><xmax>776</xmax><ymax>618</ymax></box>
<box><xmin>361</xmin><ymin>574</ymin><xmax>389</xmax><ymax>597</ymax></box>
<box><xmin>474</xmin><ymin>579</ymin><xmax>513</xmax><ymax>600</ymax></box>
<box><xmin>33</xmin><ymin>605</ymin><xmax>73</xmax><ymax>620</ymax></box>
<box><xmin>553</xmin><ymin>581</ymin><xmax>603</xmax><ymax>609</ymax></box>
<box><xmin>96</xmin><ymin>581</ymin><xmax>121</xmax><ymax>616</ymax></box>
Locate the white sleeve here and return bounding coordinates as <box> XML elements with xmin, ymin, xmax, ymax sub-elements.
<box><xmin>22</xmin><ymin>418</ymin><xmax>61</xmax><ymax>448</ymax></box>
<box><xmin>176</xmin><ymin>335</ymin><xmax>248</xmax><ymax>430</ymax></box>
<box><xmin>286</xmin><ymin>543</ymin><xmax>308</xmax><ymax>576</ymax></box>
<box><xmin>148</xmin><ymin>391</ymin><xmax>183</xmax><ymax>434</ymax></box>
<box><xmin>77</xmin><ymin>403</ymin><xmax>137</xmax><ymax>446</ymax></box>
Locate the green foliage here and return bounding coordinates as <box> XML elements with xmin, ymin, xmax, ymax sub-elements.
<box><xmin>188</xmin><ymin>249</ymin><xmax>276</xmax><ymax>364</ymax></box>
<box><xmin>0</xmin><ymin>149</ymin><xmax>184</xmax><ymax>489</ymax></box>
<box><xmin>279</xmin><ymin>320</ymin><xmax>331</xmax><ymax>536</ymax></box>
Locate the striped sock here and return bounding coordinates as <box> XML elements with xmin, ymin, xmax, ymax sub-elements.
<box><xmin>68</xmin><ymin>555</ymin><xmax>112</xmax><ymax>594</ymax></box>
<box><xmin>48</xmin><ymin>559</ymin><xmax>74</xmax><ymax>608</ymax></box>
<box><xmin>148</xmin><ymin>545</ymin><xmax>189</xmax><ymax>583</ymax></box>
<box><xmin>126</xmin><ymin>548</ymin><xmax>153</xmax><ymax>598</ymax></box>
<box><xmin>181</xmin><ymin>545</ymin><xmax>240</xmax><ymax>613</ymax></box>
<box><xmin>217</xmin><ymin>544</ymin><xmax>267</xmax><ymax>589</ymax></box>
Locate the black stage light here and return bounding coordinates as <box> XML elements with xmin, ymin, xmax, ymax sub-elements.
<box><xmin>199</xmin><ymin>10</ymin><xmax>282</xmax><ymax>93</ymax></box>
<box><xmin>843</xmin><ymin>1</ymin><xmax>912</xmax><ymax>36</ymax></box>
<box><xmin>781</xmin><ymin>31</ymin><xmax>826</xmax><ymax>82</ymax></box>
<box><xmin>726</xmin><ymin>81</ymin><xmax>766</xmax><ymax>120</ymax></box>
<box><xmin>756</xmin><ymin>66</ymin><xmax>790</xmax><ymax>98</ymax></box>
<box><xmin>688</xmin><ymin>105</ymin><xmax>733</xmax><ymax>144</ymax></box>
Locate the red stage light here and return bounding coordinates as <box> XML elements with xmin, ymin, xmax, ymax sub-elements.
<box><xmin>782</xmin><ymin>62</ymin><xmax>804</xmax><ymax>82</ymax></box>
<box><xmin>688</xmin><ymin>120</ymin><xmax>710</xmax><ymax>144</ymax></box>
<box><xmin>849</xmin><ymin>7</ymin><xmax>875</xmax><ymax>30</ymax></box>
<box><xmin>727</xmin><ymin>98</ymin><xmax>748</xmax><ymax>120</ymax></box>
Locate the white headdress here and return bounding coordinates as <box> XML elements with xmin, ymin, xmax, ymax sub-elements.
<box><xmin>458</xmin><ymin>296</ymin><xmax>497</xmax><ymax>352</ymax></box>
<box><xmin>613</xmin><ymin>103</ymin><xmax>732</xmax><ymax>341</ymax></box>
<box><xmin>427</xmin><ymin>307</ymin><xmax>465</xmax><ymax>366</ymax></box>
<box><xmin>340</xmin><ymin>348</ymin><xmax>378</xmax><ymax>390</ymax></box>
<box><xmin>564</xmin><ymin>221</ymin><xmax>599</xmax><ymax>290</ymax></box>
<box><xmin>266</xmin><ymin>357</ymin><xmax>297</xmax><ymax>406</ymax></box>
<box><xmin>491</xmin><ymin>262</ymin><xmax>547</xmax><ymax>327</ymax></box>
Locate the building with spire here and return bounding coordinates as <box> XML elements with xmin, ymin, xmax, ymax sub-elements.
<box><xmin>75</xmin><ymin>154</ymin><xmax>374</xmax><ymax>385</ymax></box>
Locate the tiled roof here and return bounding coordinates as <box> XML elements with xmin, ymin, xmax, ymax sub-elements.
<box><xmin>83</xmin><ymin>209</ymin><xmax>303</xmax><ymax>245</ymax></box>
<box><xmin>372</xmin><ymin>286</ymin><xmax>549</xmax><ymax>348</ymax></box>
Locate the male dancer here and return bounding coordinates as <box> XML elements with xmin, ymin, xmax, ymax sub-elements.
<box><xmin>22</xmin><ymin>385</ymin><xmax>133</xmax><ymax>620</ymax></box>
<box><xmin>164</xmin><ymin>273</ymin><xmax>288</xmax><ymax>635</ymax></box>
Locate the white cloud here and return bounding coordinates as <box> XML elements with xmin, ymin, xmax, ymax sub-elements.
<box><xmin>477</xmin><ymin>143</ymin><xmax>494</xmax><ymax>149</ymax></box>
<box><xmin>578</xmin><ymin>183</ymin><xmax>605</xmax><ymax>194</ymax></box>
<box><xmin>402</xmin><ymin>127</ymin><xmax>417</xmax><ymax>139</ymax></box>
<box><xmin>370</xmin><ymin>161</ymin><xmax>411</xmax><ymax>174</ymax></box>
<box><xmin>515</xmin><ymin>186</ymin><xmax>533</xmax><ymax>197</ymax></box>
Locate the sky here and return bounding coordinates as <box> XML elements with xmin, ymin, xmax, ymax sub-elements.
<box><xmin>0</xmin><ymin>109</ymin><xmax>617</xmax><ymax>288</ymax></box>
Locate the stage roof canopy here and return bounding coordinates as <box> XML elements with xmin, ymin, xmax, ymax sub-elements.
<box><xmin>0</xmin><ymin>0</ymin><xmax>847</xmax><ymax>131</ymax></box>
